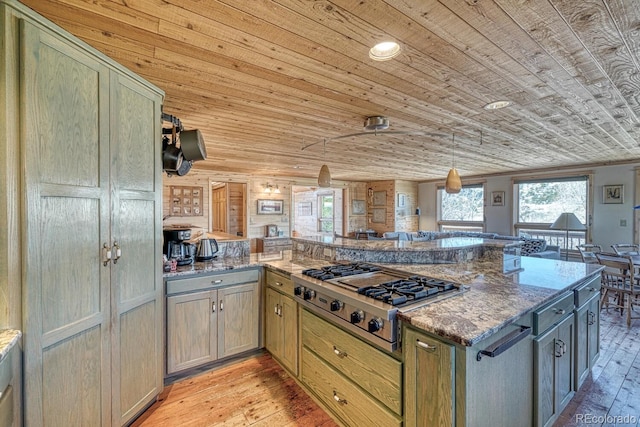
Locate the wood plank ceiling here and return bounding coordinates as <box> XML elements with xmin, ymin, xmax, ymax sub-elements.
<box><xmin>21</xmin><ymin>0</ymin><xmax>640</xmax><ymax>182</ymax></box>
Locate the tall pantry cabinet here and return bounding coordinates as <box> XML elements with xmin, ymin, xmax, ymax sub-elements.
<box><xmin>0</xmin><ymin>1</ymin><xmax>165</xmax><ymax>425</ymax></box>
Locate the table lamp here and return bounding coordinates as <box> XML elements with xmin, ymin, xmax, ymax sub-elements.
<box><xmin>550</xmin><ymin>213</ymin><xmax>587</xmax><ymax>261</ymax></box>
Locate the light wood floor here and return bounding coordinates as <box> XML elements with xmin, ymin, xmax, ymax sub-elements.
<box><xmin>554</xmin><ymin>308</ymin><xmax>640</xmax><ymax>426</ymax></box>
<box><xmin>132</xmin><ymin>309</ymin><xmax>639</xmax><ymax>427</ymax></box>
<box><xmin>131</xmin><ymin>353</ymin><xmax>339</xmax><ymax>427</ymax></box>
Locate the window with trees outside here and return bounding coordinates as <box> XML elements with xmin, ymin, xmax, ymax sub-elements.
<box><xmin>317</xmin><ymin>194</ymin><xmax>334</xmax><ymax>234</ymax></box>
<box><xmin>437</xmin><ymin>184</ymin><xmax>484</xmax><ymax>232</ymax></box>
<box><xmin>515</xmin><ymin>175</ymin><xmax>590</xmax><ymax>252</ymax></box>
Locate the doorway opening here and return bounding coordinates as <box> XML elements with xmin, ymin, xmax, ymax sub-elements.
<box><xmin>210</xmin><ymin>182</ymin><xmax>247</xmax><ymax>237</ymax></box>
<box><xmin>292</xmin><ymin>185</ymin><xmax>343</xmax><ymax>237</ymax></box>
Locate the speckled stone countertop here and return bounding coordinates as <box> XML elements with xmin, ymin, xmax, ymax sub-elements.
<box><xmin>292</xmin><ymin>235</ymin><xmax>518</xmax><ymax>251</ymax></box>
<box><xmin>0</xmin><ymin>329</ymin><xmax>21</xmax><ymax>361</ymax></box>
<box><xmin>163</xmin><ymin>251</ymin><xmax>602</xmax><ymax>348</ymax></box>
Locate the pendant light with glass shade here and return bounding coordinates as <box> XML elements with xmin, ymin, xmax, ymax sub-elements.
<box><xmin>445</xmin><ymin>133</ymin><xmax>462</xmax><ymax>194</ymax></box>
<box><xmin>318</xmin><ymin>139</ymin><xmax>331</xmax><ymax>187</ymax></box>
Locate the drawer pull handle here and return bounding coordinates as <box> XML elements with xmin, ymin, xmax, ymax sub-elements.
<box><xmin>416</xmin><ymin>340</ymin><xmax>437</xmax><ymax>352</ymax></box>
<box><xmin>112</xmin><ymin>241</ymin><xmax>122</xmax><ymax>264</ymax></box>
<box><xmin>103</xmin><ymin>243</ymin><xmax>112</xmax><ymax>266</ymax></box>
<box><xmin>476</xmin><ymin>325</ymin><xmax>531</xmax><ymax>361</ymax></box>
<box><xmin>553</xmin><ymin>308</ymin><xmax>565</xmax><ymax>315</ymax></box>
<box><xmin>212</xmin><ymin>302</ymin><xmax>216</xmax><ymax>313</ymax></box>
<box><xmin>588</xmin><ymin>311</ymin><xmax>596</xmax><ymax>325</ymax></box>
<box><xmin>274</xmin><ymin>304</ymin><xmax>279</xmax><ymax>315</ymax></box>
<box><xmin>554</xmin><ymin>341</ymin><xmax>563</xmax><ymax>357</ymax></box>
<box><xmin>220</xmin><ymin>300</ymin><xmax>224</xmax><ymax>311</ymax></box>
<box><xmin>212</xmin><ymin>279</ymin><xmax>223</xmax><ymax>284</ymax></box>
<box><xmin>274</xmin><ymin>281</ymin><xmax>283</xmax><ymax>287</ymax></box>
<box><xmin>333</xmin><ymin>391</ymin><xmax>347</xmax><ymax>405</ymax></box>
<box><xmin>333</xmin><ymin>346</ymin><xmax>348</xmax><ymax>358</ymax></box>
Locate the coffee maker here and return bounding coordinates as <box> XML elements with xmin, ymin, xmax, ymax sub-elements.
<box><xmin>163</xmin><ymin>228</ymin><xmax>195</xmax><ymax>266</ymax></box>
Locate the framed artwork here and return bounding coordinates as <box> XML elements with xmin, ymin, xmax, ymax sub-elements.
<box><xmin>373</xmin><ymin>191</ymin><xmax>386</xmax><ymax>206</ymax></box>
<box><xmin>266</xmin><ymin>224</ymin><xmax>278</xmax><ymax>237</ymax></box>
<box><xmin>397</xmin><ymin>193</ymin><xmax>406</xmax><ymax>208</ymax></box>
<box><xmin>372</xmin><ymin>208</ymin><xmax>386</xmax><ymax>223</ymax></box>
<box><xmin>491</xmin><ymin>191</ymin><xmax>505</xmax><ymax>206</ymax></box>
<box><xmin>257</xmin><ymin>199</ymin><xmax>284</xmax><ymax>214</ymax></box>
<box><xmin>352</xmin><ymin>199</ymin><xmax>365</xmax><ymax>215</ymax></box>
<box><xmin>297</xmin><ymin>201</ymin><xmax>312</xmax><ymax>216</ymax></box>
<box><xmin>603</xmin><ymin>184</ymin><xmax>623</xmax><ymax>204</ymax></box>
<box><xmin>169</xmin><ymin>185</ymin><xmax>203</xmax><ymax>216</ymax></box>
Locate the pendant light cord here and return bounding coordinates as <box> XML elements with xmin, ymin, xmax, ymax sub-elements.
<box><xmin>451</xmin><ymin>133</ymin><xmax>456</xmax><ymax>169</ymax></box>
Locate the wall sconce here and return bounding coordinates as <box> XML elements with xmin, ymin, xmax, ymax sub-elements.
<box><xmin>264</xmin><ymin>183</ymin><xmax>280</xmax><ymax>194</ymax></box>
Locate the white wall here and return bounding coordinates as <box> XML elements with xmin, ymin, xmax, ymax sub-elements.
<box><xmin>417</xmin><ymin>162</ymin><xmax>639</xmax><ymax>250</ymax></box>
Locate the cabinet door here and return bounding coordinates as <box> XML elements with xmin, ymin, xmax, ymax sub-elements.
<box><xmin>218</xmin><ymin>282</ymin><xmax>259</xmax><ymax>358</ymax></box>
<box><xmin>21</xmin><ymin>20</ymin><xmax>111</xmax><ymax>427</ymax></box>
<box><xmin>574</xmin><ymin>304</ymin><xmax>590</xmax><ymax>388</ymax></box>
<box><xmin>109</xmin><ymin>71</ymin><xmax>163</xmax><ymax>425</ymax></box>
<box><xmin>280</xmin><ymin>293</ymin><xmax>298</xmax><ymax>375</ymax></box>
<box><xmin>535</xmin><ymin>314</ymin><xmax>575</xmax><ymax>427</ymax></box>
<box><xmin>404</xmin><ymin>327</ymin><xmax>454</xmax><ymax>427</ymax></box>
<box><xmin>166</xmin><ymin>290</ymin><xmax>217</xmax><ymax>374</ymax></box>
<box><xmin>264</xmin><ymin>287</ymin><xmax>282</xmax><ymax>358</ymax></box>
<box><xmin>587</xmin><ymin>295</ymin><xmax>600</xmax><ymax>370</ymax></box>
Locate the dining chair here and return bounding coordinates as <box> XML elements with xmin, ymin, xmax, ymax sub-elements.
<box><xmin>596</xmin><ymin>253</ymin><xmax>640</xmax><ymax>327</ymax></box>
<box><xmin>611</xmin><ymin>243</ymin><xmax>640</xmax><ymax>256</ymax></box>
<box><xmin>576</xmin><ymin>244</ymin><xmax>602</xmax><ymax>264</ymax></box>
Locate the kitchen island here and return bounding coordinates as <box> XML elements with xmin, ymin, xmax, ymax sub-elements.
<box><xmin>165</xmin><ymin>239</ymin><xmax>602</xmax><ymax>427</ymax></box>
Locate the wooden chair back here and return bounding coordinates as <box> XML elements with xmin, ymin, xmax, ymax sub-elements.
<box><xmin>611</xmin><ymin>243</ymin><xmax>640</xmax><ymax>256</ymax></box>
<box><xmin>576</xmin><ymin>244</ymin><xmax>602</xmax><ymax>263</ymax></box>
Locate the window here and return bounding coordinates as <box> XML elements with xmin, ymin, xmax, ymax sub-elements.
<box><xmin>318</xmin><ymin>194</ymin><xmax>334</xmax><ymax>234</ymax></box>
<box><xmin>437</xmin><ymin>184</ymin><xmax>484</xmax><ymax>232</ymax></box>
<box><xmin>515</xmin><ymin>175</ymin><xmax>590</xmax><ymax>252</ymax></box>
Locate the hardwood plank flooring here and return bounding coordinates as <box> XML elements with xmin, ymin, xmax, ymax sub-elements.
<box><xmin>132</xmin><ymin>308</ymin><xmax>640</xmax><ymax>427</ymax></box>
<box><xmin>131</xmin><ymin>352</ymin><xmax>339</xmax><ymax>427</ymax></box>
<box><xmin>554</xmin><ymin>309</ymin><xmax>640</xmax><ymax>426</ymax></box>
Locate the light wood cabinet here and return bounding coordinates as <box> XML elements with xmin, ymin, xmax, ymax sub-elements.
<box><xmin>535</xmin><ymin>314</ymin><xmax>575</xmax><ymax>427</ymax></box>
<box><xmin>300</xmin><ymin>309</ymin><xmax>402</xmax><ymax>426</ymax></box>
<box><xmin>166</xmin><ymin>269</ymin><xmax>260</xmax><ymax>375</ymax></box>
<box><xmin>403</xmin><ymin>327</ymin><xmax>454</xmax><ymax>427</ymax></box>
<box><xmin>264</xmin><ymin>269</ymin><xmax>298</xmax><ymax>375</ymax></box>
<box><xmin>0</xmin><ymin>2</ymin><xmax>164</xmax><ymax>425</ymax></box>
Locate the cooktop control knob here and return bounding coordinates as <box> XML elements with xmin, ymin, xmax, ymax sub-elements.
<box><xmin>330</xmin><ymin>300</ymin><xmax>343</xmax><ymax>312</ymax></box>
<box><xmin>350</xmin><ymin>310</ymin><xmax>364</xmax><ymax>324</ymax></box>
<box><xmin>303</xmin><ymin>289</ymin><xmax>315</xmax><ymax>301</ymax></box>
<box><xmin>294</xmin><ymin>286</ymin><xmax>303</xmax><ymax>296</ymax></box>
<box><xmin>368</xmin><ymin>317</ymin><xmax>383</xmax><ymax>333</ymax></box>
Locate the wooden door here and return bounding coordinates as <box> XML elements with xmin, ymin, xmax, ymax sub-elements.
<box><xmin>218</xmin><ymin>282</ymin><xmax>259</xmax><ymax>358</ymax></box>
<box><xmin>21</xmin><ymin>20</ymin><xmax>111</xmax><ymax>426</ymax></box>
<box><xmin>264</xmin><ymin>287</ymin><xmax>282</xmax><ymax>359</ymax></box>
<box><xmin>404</xmin><ymin>328</ymin><xmax>454</xmax><ymax>427</ymax></box>
<box><xmin>212</xmin><ymin>186</ymin><xmax>227</xmax><ymax>232</ymax></box>
<box><xmin>227</xmin><ymin>182</ymin><xmax>246</xmax><ymax>237</ymax></box>
<box><xmin>166</xmin><ymin>290</ymin><xmax>217</xmax><ymax>374</ymax></box>
<box><xmin>280</xmin><ymin>293</ymin><xmax>298</xmax><ymax>375</ymax></box>
<box><xmin>556</xmin><ymin>316</ymin><xmax>575</xmax><ymax>410</ymax></box>
<box><xmin>109</xmin><ymin>71</ymin><xmax>163</xmax><ymax>425</ymax></box>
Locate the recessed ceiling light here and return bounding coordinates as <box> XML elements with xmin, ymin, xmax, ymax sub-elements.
<box><xmin>369</xmin><ymin>41</ymin><xmax>401</xmax><ymax>61</ymax></box>
<box><xmin>483</xmin><ymin>100</ymin><xmax>512</xmax><ymax>110</ymax></box>
<box><xmin>292</xmin><ymin>165</ymin><xmax>302</xmax><ymax>169</ymax></box>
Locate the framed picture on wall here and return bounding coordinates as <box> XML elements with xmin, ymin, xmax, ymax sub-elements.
<box><xmin>491</xmin><ymin>191</ymin><xmax>505</xmax><ymax>206</ymax></box>
<box><xmin>603</xmin><ymin>184</ymin><xmax>623</xmax><ymax>204</ymax></box>
<box><xmin>257</xmin><ymin>199</ymin><xmax>284</xmax><ymax>214</ymax></box>
<box><xmin>352</xmin><ymin>199</ymin><xmax>365</xmax><ymax>215</ymax></box>
<box><xmin>372</xmin><ymin>208</ymin><xmax>386</xmax><ymax>223</ymax></box>
<box><xmin>373</xmin><ymin>191</ymin><xmax>386</xmax><ymax>206</ymax></box>
<box><xmin>397</xmin><ymin>193</ymin><xmax>406</xmax><ymax>208</ymax></box>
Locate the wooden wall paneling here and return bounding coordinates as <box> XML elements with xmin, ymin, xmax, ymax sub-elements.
<box><xmin>162</xmin><ymin>172</ymin><xmax>210</xmax><ymax>231</ymax></box>
<box><xmin>366</xmin><ymin>180</ymin><xmax>396</xmax><ymax>234</ymax></box>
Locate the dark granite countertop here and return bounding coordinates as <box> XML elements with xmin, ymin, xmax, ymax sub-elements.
<box><xmin>163</xmin><ymin>251</ymin><xmax>602</xmax><ymax>347</ymax></box>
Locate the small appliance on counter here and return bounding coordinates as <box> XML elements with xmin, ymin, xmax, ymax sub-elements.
<box><xmin>163</xmin><ymin>227</ymin><xmax>196</xmax><ymax>266</ymax></box>
<box><xmin>196</xmin><ymin>238</ymin><xmax>218</xmax><ymax>261</ymax></box>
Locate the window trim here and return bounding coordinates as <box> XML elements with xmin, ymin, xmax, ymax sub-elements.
<box><xmin>436</xmin><ymin>183</ymin><xmax>486</xmax><ymax>232</ymax></box>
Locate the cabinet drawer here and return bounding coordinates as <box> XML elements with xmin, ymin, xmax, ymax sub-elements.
<box><xmin>263</xmin><ymin>238</ymin><xmax>291</xmax><ymax>247</ymax></box>
<box><xmin>265</xmin><ymin>269</ymin><xmax>294</xmax><ymax>296</ymax></box>
<box><xmin>301</xmin><ymin>310</ymin><xmax>402</xmax><ymax>414</ymax></box>
<box><xmin>574</xmin><ymin>275</ymin><xmax>601</xmax><ymax>308</ymax></box>
<box><xmin>533</xmin><ymin>291</ymin><xmax>574</xmax><ymax>335</ymax></box>
<box><xmin>302</xmin><ymin>347</ymin><xmax>401</xmax><ymax>427</ymax></box>
<box><xmin>166</xmin><ymin>269</ymin><xmax>259</xmax><ymax>295</ymax></box>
